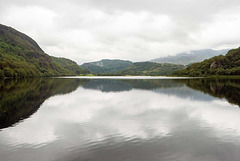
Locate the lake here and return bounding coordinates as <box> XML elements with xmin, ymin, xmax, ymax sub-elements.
<box><xmin>0</xmin><ymin>77</ymin><xmax>240</xmax><ymax>161</ymax></box>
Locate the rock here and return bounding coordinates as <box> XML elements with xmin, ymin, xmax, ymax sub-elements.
<box><xmin>210</xmin><ymin>61</ymin><xmax>222</xmax><ymax>69</ymax></box>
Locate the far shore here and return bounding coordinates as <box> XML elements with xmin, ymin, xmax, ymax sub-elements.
<box><xmin>56</xmin><ymin>76</ymin><xmax>204</xmax><ymax>79</ymax></box>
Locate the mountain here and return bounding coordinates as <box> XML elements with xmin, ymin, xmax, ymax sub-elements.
<box><xmin>0</xmin><ymin>24</ymin><xmax>89</xmax><ymax>79</ymax></box>
<box><xmin>173</xmin><ymin>47</ymin><xmax>240</xmax><ymax>77</ymax></box>
<box><xmin>116</xmin><ymin>62</ymin><xmax>185</xmax><ymax>76</ymax></box>
<box><xmin>81</xmin><ymin>59</ymin><xmax>133</xmax><ymax>74</ymax></box>
<box><xmin>151</xmin><ymin>49</ymin><xmax>229</xmax><ymax>65</ymax></box>
<box><xmin>51</xmin><ymin>56</ymin><xmax>89</xmax><ymax>75</ymax></box>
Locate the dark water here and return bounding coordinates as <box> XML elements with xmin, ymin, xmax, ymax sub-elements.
<box><xmin>0</xmin><ymin>77</ymin><xmax>240</xmax><ymax>161</ymax></box>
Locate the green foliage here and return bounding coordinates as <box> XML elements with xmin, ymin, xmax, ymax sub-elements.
<box><xmin>3</xmin><ymin>67</ymin><xmax>14</xmax><ymax>77</ymax></box>
<box><xmin>0</xmin><ymin>69</ymin><xmax>4</xmax><ymax>79</ymax></box>
<box><xmin>0</xmin><ymin>24</ymin><xmax>88</xmax><ymax>79</ymax></box>
<box><xmin>51</xmin><ymin>56</ymin><xmax>90</xmax><ymax>75</ymax></box>
<box><xmin>173</xmin><ymin>47</ymin><xmax>240</xmax><ymax>77</ymax></box>
<box><xmin>115</xmin><ymin>62</ymin><xmax>185</xmax><ymax>76</ymax></box>
<box><xmin>81</xmin><ymin>59</ymin><xmax>133</xmax><ymax>74</ymax></box>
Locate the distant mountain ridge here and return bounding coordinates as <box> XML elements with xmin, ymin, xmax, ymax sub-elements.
<box><xmin>117</xmin><ymin>62</ymin><xmax>184</xmax><ymax>76</ymax></box>
<box><xmin>151</xmin><ymin>49</ymin><xmax>230</xmax><ymax>65</ymax></box>
<box><xmin>173</xmin><ymin>47</ymin><xmax>240</xmax><ymax>76</ymax></box>
<box><xmin>81</xmin><ymin>59</ymin><xmax>184</xmax><ymax>76</ymax></box>
<box><xmin>81</xmin><ymin>59</ymin><xmax>133</xmax><ymax>74</ymax></box>
<box><xmin>0</xmin><ymin>24</ymin><xmax>89</xmax><ymax>79</ymax></box>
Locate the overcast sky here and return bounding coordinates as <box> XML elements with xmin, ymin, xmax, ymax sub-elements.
<box><xmin>1</xmin><ymin>0</ymin><xmax>240</xmax><ymax>64</ymax></box>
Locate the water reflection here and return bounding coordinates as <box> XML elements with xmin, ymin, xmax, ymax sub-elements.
<box><xmin>0</xmin><ymin>78</ymin><xmax>87</xmax><ymax>128</ymax></box>
<box><xmin>83</xmin><ymin>79</ymin><xmax>183</xmax><ymax>92</ymax></box>
<box><xmin>175</xmin><ymin>78</ymin><xmax>240</xmax><ymax>107</ymax></box>
<box><xmin>0</xmin><ymin>78</ymin><xmax>240</xmax><ymax>161</ymax></box>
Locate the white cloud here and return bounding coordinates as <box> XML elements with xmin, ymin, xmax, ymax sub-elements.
<box><xmin>0</xmin><ymin>0</ymin><xmax>240</xmax><ymax>63</ymax></box>
<box><xmin>190</xmin><ymin>9</ymin><xmax>240</xmax><ymax>49</ymax></box>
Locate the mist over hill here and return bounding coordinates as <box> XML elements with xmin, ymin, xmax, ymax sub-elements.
<box><xmin>173</xmin><ymin>47</ymin><xmax>240</xmax><ymax>76</ymax></box>
<box><xmin>151</xmin><ymin>49</ymin><xmax>229</xmax><ymax>65</ymax></box>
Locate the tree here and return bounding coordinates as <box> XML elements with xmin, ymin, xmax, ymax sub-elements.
<box><xmin>0</xmin><ymin>69</ymin><xmax>4</xmax><ymax>79</ymax></box>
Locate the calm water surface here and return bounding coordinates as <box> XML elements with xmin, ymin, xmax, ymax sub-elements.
<box><xmin>0</xmin><ymin>77</ymin><xmax>240</xmax><ymax>161</ymax></box>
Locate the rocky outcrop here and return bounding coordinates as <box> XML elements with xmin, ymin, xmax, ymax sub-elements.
<box><xmin>210</xmin><ymin>61</ymin><xmax>223</xmax><ymax>69</ymax></box>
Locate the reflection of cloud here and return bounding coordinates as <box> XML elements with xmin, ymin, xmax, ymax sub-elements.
<box><xmin>0</xmin><ymin>84</ymin><xmax>240</xmax><ymax>161</ymax></box>
<box><xmin>1</xmin><ymin>86</ymin><xmax>240</xmax><ymax>147</ymax></box>
<box><xmin>1</xmin><ymin>119</ymin><xmax>57</xmax><ymax>145</ymax></box>
<box><xmin>191</xmin><ymin>100</ymin><xmax>240</xmax><ymax>137</ymax></box>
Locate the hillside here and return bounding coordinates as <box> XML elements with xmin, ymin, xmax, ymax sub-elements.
<box><xmin>0</xmin><ymin>24</ymin><xmax>89</xmax><ymax>79</ymax></box>
<box><xmin>51</xmin><ymin>56</ymin><xmax>89</xmax><ymax>75</ymax></box>
<box><xmin>173</xmin><ymin>47</ymin><xmax>240</xmax><ymax>77</ymax></box>
<box><xmin>116</xmin><ymin>62</ymin><xmax>185</xmax><ymax>76</ymax></box>
<box><xmin>151</xmin><ymin>49</ymin><xmax>229</xmax><ymax>65</ymax></box>
<box><xmin>81</xmin><ymin>59</ymin><xmax>133</xmax><ymax>74</ymax></box>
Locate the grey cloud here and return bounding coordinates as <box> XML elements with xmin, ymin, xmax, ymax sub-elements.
<box><xmin>88</xmin><ymin>0</ymin><xmax>240</xmax><ymax>18</ymax></box>
<box><xmin>0</xmin><ymin>0</ymin><xmax>240</xmax><ymax>63</ymax></box>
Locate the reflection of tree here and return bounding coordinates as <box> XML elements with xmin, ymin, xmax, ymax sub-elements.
<box><xmin>83</xmin><ymin>79</ymin><xmax>184</xmax><ymax>92</ymax></box>
<box><xmin>83</xmin><ymin>79</ymin><xmax>132</xmax><ymax>92</ymax></box>
<box><xmin>175</xmin><ymin>79</ymin><xmax>240</xmax><ymax>107</ymax></box>
<box><xmin>2</xmin><ymin>77</ymin><xmax>238</xmax><ymax>129</ymax></box>
<box><xmin>0</xmin><ymin>78</ymin><xmax>88</xmax><ymax>129</ymax></box>
<box><xmin>123</xmin><ymin>79</ymin><xmax>183</xmax><ymax>89</ymax></box>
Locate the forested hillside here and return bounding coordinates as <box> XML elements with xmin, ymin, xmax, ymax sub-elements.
<box><xmin>0</xmin><ymin>24</ymin><xmax>89</xmax><ymax>79</ymax></box>
<box><xmin>81</xmin><ymin>59</ymin><xmax>133</xmax><ymax>74</ymax></box>
<box><xmin>173</xmin><ymin>47</ymin><xmax>240</xmax><ymax>76</ymax></box>
<box><xmin>51</xmin><ymin>56</ymin><xmax>89</xmax><ymax>75</ymax></box>
<box><xmin>116</xmin><ymin>62</ymin><xmax>185</xmax><ymax>76</ymax></box>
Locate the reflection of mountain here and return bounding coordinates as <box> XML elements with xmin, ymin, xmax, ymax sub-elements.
<box><xmin>83</xmin><ymin>79</ymin><xmax>184</xmax><ymax>92</ymax></box>
<box><xmin>81</xmin><ymin>78</ymin><xmax>239</xmax><ymax>105</ymax></box>
<box><xmin>153</xmin><ymin>86</ymin><xmax>214</xmax><ymax>102</ymax></box>
<box><xmin>175</xmin><ymin>79</ymin><xmax>240</xmax><ymax>107</ymax></box>
<box><xmin>124</xmin><ymin>79</ymin><xmax>183</xmax><ymax>89</ymax></box>
<box><xmin>83</xmin><ymin>79</ymin><xmax>132</xmax><ymax>92</ymax></box>
<box><xmin>1</xmin><ymin>78</ymin><xmax>239</xmax><ymax>129</ymax></box>
<box><xmin>0</xmin><ymin>78</ymin><xmax>88</xmax><ymax>129</ymax></box>
<box><xmin>81</xmin><ymin>79</ymin><xmax>213</xmax><ymax>102</ymax></box>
